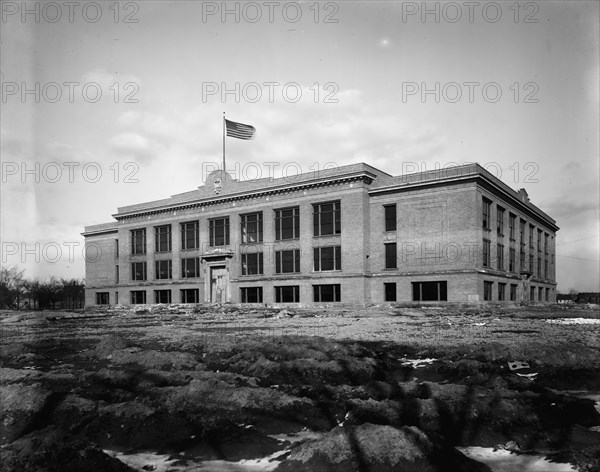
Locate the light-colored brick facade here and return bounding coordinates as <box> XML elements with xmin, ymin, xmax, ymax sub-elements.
<box><xmin>82</xmin><ymin>163</ymin><xmax>558</xmax><ymax>306</ymax></box>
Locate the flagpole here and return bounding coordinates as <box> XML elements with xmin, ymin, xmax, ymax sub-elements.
<box><xmin>222</xmin><ymin>112</ymin><xmax>226</xmax><ymax>172</ymax></box>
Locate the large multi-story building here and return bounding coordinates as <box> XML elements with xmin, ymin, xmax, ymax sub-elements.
<box><xmin>82</xmin><ymin>163</ymin><xmax>558</xmax><ymax>306</ymax></box>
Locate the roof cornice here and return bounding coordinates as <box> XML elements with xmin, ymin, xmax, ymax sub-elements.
<box><xmin>113</xmin><ymin>170</ymin><xmax>376</xmax><ymax>221</ymax></box>
<box><xmin>369</xmin><ymin>167</ymin><xmax>558</xmax><ymax>231</ymax></box>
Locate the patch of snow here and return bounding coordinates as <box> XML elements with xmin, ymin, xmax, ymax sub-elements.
<box><xmin>106</xmin><ymin>449</ymin><xmax>287</xmax><ymax>472</ymax></box>
<box><xmin>544</xmin><ymin>318</ymin><xmax>600</xmax><ymax>325</ymax></box>
<box><xmin>400</xmin><ymin>358</ymin><xmax>437</xmax><ymax>368</ymax></box>
<box><xmin>457</xmin><ymin>447</ymin><xmax>577</xmax><ymax>472</ymax></box>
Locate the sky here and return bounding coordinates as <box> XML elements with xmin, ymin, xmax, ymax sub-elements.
<box><xmin>1</xmin><ymin>0</ymin><xmax>599</xmax><ymax>292</ymax></box>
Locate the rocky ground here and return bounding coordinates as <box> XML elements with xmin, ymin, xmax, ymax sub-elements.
<box><xmin>1</xmin><ymin>303</ymin><xmax>599</xmax><ymax>471</ymax></box>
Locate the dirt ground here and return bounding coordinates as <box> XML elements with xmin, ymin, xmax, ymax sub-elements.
<box><xmin>1</xmin><ymin>303</ymin><xmax>599</xmax><ymax>471</ymax></box>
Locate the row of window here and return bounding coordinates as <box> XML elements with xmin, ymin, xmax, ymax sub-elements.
<box><xmin>482</xmin><ymin>197</ymin><xmax>551</xmax><ymax>254</ymax></box>
<box><xmin>483</xmin><ymin>281</ymin><xmax>551</xmax><ymax>302</ymax></box>
<box><xmin>120</xmin><ymin>281</ymin><xmax>444</xmax><ymax>304</ymax></box>
<box><xmin>119</xmin><ymin>285</ymin><xmax>341</xmax><ymax>305</ymax></box>
<box><xmin>122</xmin><ymin>282</ymin><xmax>437</xmax><ymax>304</ymax></box>
<box><xmin>97</xmin><ymin>279</ymin><xmax>553</xmax><ymax>305</ymax></box>
<box><xmin>129</xmin><ymin>247</ymin><xmax>341</xmax><ymax>281</ymax></box>
<box><xmin>482</xmin><ymin>239</ymin><xmax>551</xmax><ymax>278</ymax></box>
<box><xmin>130</xmin><ymin>202</ymin><xmax>341</xmax><ymax>254</ymax></box>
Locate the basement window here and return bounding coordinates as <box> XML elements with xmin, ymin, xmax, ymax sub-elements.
<box><xmin>412</xmin><ymin>281</ymin><xmax>447</xmax><ymax>302</ymax></box>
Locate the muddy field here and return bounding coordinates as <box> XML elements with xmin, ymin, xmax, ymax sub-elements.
<box><xmin>1</xmin><ymin>304</ymin><xmax>599</xmax><ymax>471</ymax></box>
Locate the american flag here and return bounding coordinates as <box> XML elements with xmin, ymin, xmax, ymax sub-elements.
<box><xmin>225</xmin><ymin>119</ymin><xmax>256</xmax><ymax>140</ymax></box>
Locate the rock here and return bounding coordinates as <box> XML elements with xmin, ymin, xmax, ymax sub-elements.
<box><xmin>0</xmin><ymin>426</ymin><xmax>134</xmax><ymax>472</ymax></box>
<box><xmin>95</xmin><ymin>335</ymin><xmax>129</xmax><ymax>358</ymax></box>
<box><xmin>1</xmin><ymin>383</ymin><xmax>52</xmax><ymax>443</ymax></box>
<box><xmin>276</xmin><ymin>423</ymin><xmax>491</xmax><ymax>472</ymax></box>
<box><xmin>0</xmin><ymin>368</ymin><xmax>42</xmax><ymax>384</ymax></box>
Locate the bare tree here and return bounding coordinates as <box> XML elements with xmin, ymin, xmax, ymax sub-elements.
<box><xmin>0</xmin><ymin>265</ymin><xmax>25</xmax><ymax>309</ymax></box>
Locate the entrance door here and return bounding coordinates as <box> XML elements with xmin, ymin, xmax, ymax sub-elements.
<box><xmin>210</xmin><ymin>266</ymin><xmax>228</xmax><ymax>303</ymax></box>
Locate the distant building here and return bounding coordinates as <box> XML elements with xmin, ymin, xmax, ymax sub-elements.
<box><xmin>556</xmin><ymin>293</ymin><xmax>575</xmax><ymax>304</ymax></box>
<box><xmin>82</xmin><ymin>163</ymin><xmax>558</xmax><ymax>306</ymax></box>
<box><xmin>576</xmin><ymin>292</ymin><xmax>600</xmax><ymax>304</ymax></box>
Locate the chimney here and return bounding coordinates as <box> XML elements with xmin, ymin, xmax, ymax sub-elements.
<box><xmin>517</xmin><ymin>188</ymin><xmax>530</xmax><ymax>203</ymax></box>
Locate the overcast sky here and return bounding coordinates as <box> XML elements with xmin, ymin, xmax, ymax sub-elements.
<box><xmin>1</xmin><ymin>1</ymin><xmax>598</xmax><ymax>292</ymax></box>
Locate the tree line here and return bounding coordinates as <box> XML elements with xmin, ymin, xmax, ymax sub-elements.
<box><xmin>0</xmin><ymin>265</ymin><xmax>85</xmax><ymax>310</ymax></box>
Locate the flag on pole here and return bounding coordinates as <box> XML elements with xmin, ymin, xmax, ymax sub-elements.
<box><xmin>225</xmin><ymin>119</ymin><xmax>256</xmax><ymax>140</ymax></box>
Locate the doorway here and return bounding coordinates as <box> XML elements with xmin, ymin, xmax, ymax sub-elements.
<box><xmin>210</xmin><ymin>265</ymin><xmax>228</xmax><ymax>303</ymax></box>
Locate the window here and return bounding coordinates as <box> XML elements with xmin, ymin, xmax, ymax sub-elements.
<box><xmin>181</xmin><ymin>289</ymin><xmax>199</xmax><ymax>303</ymax></box>
<box><xmin>241</xmin><ymin>252</ymin><xmax>263</xmax><ymax>275</ymax></box>
<box><xmin>115</xmin><ymin>265</ymin><xmax>119</xmax><ymax>283</ymax></box>
<box><xmin>530</xmin><ymin>286</ymin><xmax>535</xmax><ymax>302</ymax></box>
<box><xmin>314</xmin><ymin>246</ymin><xmax>341</xmax><ymax>271</ymax></box>
<box><xmin>155</xmin><ymin>260</ymin><xmax>172</xmax><ymax>280</ymax></box>
<box><xmin>275</xmin><ymin>286</ymin><xmax>300</xmax><ymax>303</ymax></box>
<box><xmin>181</xmin><ymin>221</ymin><xmax>199</xmax><ymax>250</ymax></box>
<box><xmin>115</xmin><ymin>292</ymin><xmax>119</xmax><ymax>304</ymax></box>
<box><xmin>182</xmin><ymin>257</ymin><xmax>200</xmax><ymax>278</ymax></box>
<box><xmin>497</xmin><ymin>244</ymin><xmax>504</xmax><ymax>271</ymax></box>
<box><xmin>131</xmin><ymin>290</ymin><xmax>146</xmax><ymax>304</ymax></box>
<box><xmin>384</xmin><ymin>283</ymin><xmax>397</xmax><ymax>302</ymax></box>
<box><xmin>509</xmin><ymin>213</ymin><xmax>516</xmax><ymax>240</ymax></box>
<box><xmin>385</xmin><ymin>243</ymin><xmax>397</xmax><ymax>269</ymax></box>
<box><xmin>519</xmin><ymin>219</ymin><xmax>525</xmax><ymax>245</ymax></box>
<box><xmin>544</xmin><ymin>259</ymin><xmax>548</xmax><ymax>279</ymax></box>
<box><xmin>275</xmin><ymin>249</ymin><xmax>300</xmax><ymax>274</ymax></box>
<box><xmin>241</xmin><ymin>212</ymin><xmax>263</xmax><ymax>243</ymax></box>
<box><xmin>131</xmin><ymin>228</ymin><xmax>146</xmax><ymax>255</ymax></box>
<box><xmin>545</xmin><ymin>288</ymin><xmax>549</xmax><ymax>302</ymax></box>
<box><xmin>482</xmin><ymin>239</ymin><xmax>491</xmax><ymax>267</ymax></box>
<box><xmin>537</xmin><ymin>257</ymin><xmax>542</xmax><ymax>277</ymax></box>
<box><xmin>313</xmin><ymin>284</ymin><xmax>341</xmax><ymax>302</ymax></box>
<box><xmin>131</xmin><ymin>262</ymin><xmax>147</xmax><ymax>281</ymax></box>
<box><xmin>115</xmin><ymin>239</ymin><xmax>119</xmax><ymax>258</ymax></box>
<box><xmin>537</xmin><ymin>230</ymin><xmax>542</xmax><ymax>252</ymax></box>
<box><xmin>498</xmin><ymin>283</ymin><xmax>506</xmax><ymax>301</ymax></box>
<box><xmin>497</xmin><ymin>206</ymin><xmax>505</xmax><ymax>235</ymax></box>
<box><xmin>538</xmin><ymin>287</ymin><xmax>543</xmax><ymax>301</ymax></box>
<box><xmin>275</xmin><ymin>207</ymin><xmax>299</xmax><ymax>240</ymax></box>
<box><xmin>313</xmin><ymin>201</ymin><xmax>341</xmax><ymax>236</ymax></box>
<box><xmin>529</xmin><ymin>224</ymin><xmax>535</xmax><ymax>249</ymax></box>
<box><xmin>529</xmin><ymin>254</ymin><xmax>534</xmax><ymax>273</ymax></box>
<box><xmin>209</xmin><ymin>217</ymin><xmax>230</xmax><ymax>246</ymax></box>
<box><xmin>510</xmin><ymin>284</ymin><xmax>517</xmax><ymax>301</ymax></box>
<box><xmin>484</xmin><ymin>281</ymin><xmax>493</xmax><ymax>301</ymax></box>
<box><xmin>544</xmin><ymin>233</ymin><xmax>549</xmax><ymax>255</ymax></box>
<box><xmin>520</xmin><ymin>250</ymin><xmax>525</xmax><ymax>270</ymax></box>
<box><xmin>412</xmin><ymin>281</ymin><xmax>447</xmax><ymax>302</ymax></box>
<box><xmin>155</xmin><ymin>225</ymin><xmax>172</xmax><ymax>253</ymax></box>
<box><xmin>384</xmin><ymin>204</ymin><xmax>397</xmax><ymax>231</ymax></box>
<box><xmin>509</xmin><ymin>248</ymin><xmax>516</xmax><ymax>272</ymax></box>
<box><xmin>155</xmin><ymin>290</ymin><xmax>171</xmax><ymax>304</ymax></box>
<box><xmin>96</xmin><ymin>292</ymin><xmax>109</xmax><ymax>305</ymax></box>
<box><xmin>482</xmin><ymin>197</ymin><xmax>491</xmax><ymax>230</ymax></box>
<box><xmin>241</xmin><ymin>287</ymin><xmax>263</xmax><ymax>303</ymax></box>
